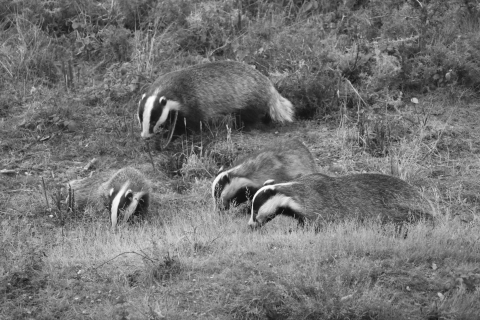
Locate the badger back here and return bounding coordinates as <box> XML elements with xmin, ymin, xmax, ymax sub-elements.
<box><xmin>329</xmin><ymin>173</ymin><xmax>436</xmax><ymax>223</ymax></box>
<box><xmin>212</xmin><ymin>139</ymin><xmax>316</xmax><ymax>209</ymax></box>
<box><xmin>138</xmin><ymin>61</ymin><xmax>294</xmax><ymax>139</ymax></box>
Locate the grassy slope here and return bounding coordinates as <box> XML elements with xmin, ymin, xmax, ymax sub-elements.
<box><xmin>1</xmin><ymin>85</ymin><xmax>480</xmax><ymax>319</ymax></box>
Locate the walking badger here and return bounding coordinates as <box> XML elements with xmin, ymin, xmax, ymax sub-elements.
<box><xmin>212</xmin><ymin>139</ymin><xmax>316</xmax><ymax>210</ymax></box>
<box><xmin>249</xmin><ymin>173</ymin><xmax>436</xmax><ymax>228</ymax></box>
<box><xmin>138</xmin><ymin>61</ymin><xmax>294</xmax><ymax>140</ymax></box>
<box><xmin>67</xmin><ymin>167</ymin><xmax>152</xmax><ymax>228</ymax></box>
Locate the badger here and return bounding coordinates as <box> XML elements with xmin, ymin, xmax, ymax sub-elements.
<box><xmin>249</xmin><ymin>173</ymin><xmax>436</xmax><ymax>228</ymax></box>
<box><xmin>211</xmin><ymin>138</ymin><xmax>317</xmax><ymax>210</ymax></box>
<box><xmin>67</xmin><ymin>167</ymin><xmax>152</xmax><ymax>228</ymax></box>
<box><xmin>137</xmin><ymin>61</ymin><xmax>294</xmax><ymax>140</ymax></box>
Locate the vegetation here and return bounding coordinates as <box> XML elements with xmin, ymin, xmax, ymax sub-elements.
<box><xmin>1</xmin><ymin>0</ymin><xmax>480</xmax><ymax>319</ymax></box>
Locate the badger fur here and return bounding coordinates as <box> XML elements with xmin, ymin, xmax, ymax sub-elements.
<box><xmin>249</xmin><ymin>173</ymin><xmax>436</xmax><ymax>228</ymax></box>
<box><xmin>67</xmin><ymin>167</ymin><xmax>152</xmax><ymax>228</ymax></box>
<box><xmin>211</xmin><ymin>138</ymin><xmax>316</xmax><ymax>210</ymax></box>
<box><xmin>138</xmin><ymin>61</ymin><xmax>294</xmax><ymax>139</ymax></box>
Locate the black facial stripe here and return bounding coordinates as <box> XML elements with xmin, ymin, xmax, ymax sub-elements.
<box><xmin>262</xmin><ymin>212</ymin><xmax>277</xmax><ymax>224</ymax></box>
<box><xmin>214</xmin><ymin>175</ymin><xmax>230</xmax><ymax>200</ymax></box>
<box><xmin>138</xmin><ymin>96</ymin><xmax>146</xmax><ymax>124</ymax></box>
<box><xmin>107</xmin><ymin>188</ymin><xmax>132</xmax><ymax>212</ymax></box>
<box><xmin>252</xmin><ymin>188</ymin><xmax>277</xmax><ymax>213</ymax></box>
<box><xmin>149</xmin><ymin>96</ymin><xmax>165</xmax><ymax>133</ymax></box>
<box><xmin>230</xmin><ymin>186</ymin><xmax>257</xmax><ymax>205</ymax></box>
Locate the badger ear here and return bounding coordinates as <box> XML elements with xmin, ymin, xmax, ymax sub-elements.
<box><xmin>109</xmin><ymin>188</ymin><xmax>115</xmax><ymax>197</ymax></box>
<box><xmin>125</xmin><ymin>189</ymin><xmax>133</xmax><ymax>199</ymax></box>
<box><xmin>159</xmin><ymin>96</ymin><xmax>167</xmax><ymax>106</ymax></box>
<box><xmin>263</xmin><ymin>179</ymin><xmax>275</xmax><ymax>186</ymax></box>
<box><xmin>217</xmin><ymin>166</ymin><xmax>224</xmax><ymax>174</ymax></box>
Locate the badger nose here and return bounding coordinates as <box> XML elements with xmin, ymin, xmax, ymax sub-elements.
<box><xmin>222</xmin><ymin>199</ymin><xmax>230</xmax><ymax>210</ymax></box>
<box><xmin>140</xmin><ymin>132</ymin><xmax>152</xmax><ymax>139</ymax></box>
<box><xmin>248</xmin><ymin>216</ymin><xmax>258</xmax><ymax>228</ymax></box>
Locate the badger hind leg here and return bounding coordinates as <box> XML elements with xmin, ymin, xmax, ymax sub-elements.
<box><xmin>268</xmin><ymin>86</ymin><xmax>294</xmax><ymax>123</ymax></box>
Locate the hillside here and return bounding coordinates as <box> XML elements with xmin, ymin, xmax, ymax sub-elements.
<box><xmin>1</xmin><ymin>1</ymin><xmax>480</xmax><ymax>319</ymax></box>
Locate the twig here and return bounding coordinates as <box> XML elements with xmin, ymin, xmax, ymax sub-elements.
<box><xmin>145</xmin><ymin>141</ymin><xmax>156</xmax><ymax>171</ymax></box>
<box><xmin>93</xmin><ymin>251</ymin><xmax>156</xmax><ymax>270</ymax></box>
<box><xmin>41</xmin><ymin>176</ymin><xmax>50</xmax><ymax>208</ymax></box>
<box><xmin>83</xmin><ymin>158</ymin><xmax>97</xmax><ymax>171</ymax></box>
<box><xmin>162</xmin><ymin>110</ymin><xmax>178</xmax><ymax>149</ymax></box>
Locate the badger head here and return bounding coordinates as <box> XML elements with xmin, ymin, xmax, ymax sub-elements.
<box><xmin>249</xmin><ymin>181</ymin><xmax>303</xmax><ymax>228</ymax></box>
<box><xmin>211</xmin><ymin>167</ymin><xmax>258</xmax><ymax>210</ymax></box>
<box><xmin>108</xmin><ymin>181</ymin><xmax>149</xmax><ymax>228</ymax></box>
<box><xmin>138</xmin><ymin>92</ymin><xmax>181</xmax><ymax>139</ymax></box>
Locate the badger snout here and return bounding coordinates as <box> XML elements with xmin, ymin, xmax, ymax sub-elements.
<box><xmin>248</xmin><ymin>215</ymin><xmax>259</xmax><ymax>228</ymax></box>
<box><xmin>140</xmin><ymin>132</ymin><xmax>152</xmax><ymax>139</ymax></box>
<box><xmin>221</xmin><ymin>198</ymin><xmax>231</xmax><ymax>210</ymax></box>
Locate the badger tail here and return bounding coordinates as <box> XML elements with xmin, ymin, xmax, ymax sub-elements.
<box><xmin>268</xmin><ymin>85</ymin><xmax>294</xmax><ymax>123</ymax></box>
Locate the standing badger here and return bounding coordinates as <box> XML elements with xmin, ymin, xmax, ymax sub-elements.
<box><xmin>138</xmin><ymin>61</ymin><xmax>294</xmax><ymax>139</ymax></box>
<box><xmin>211</xmin><ymin>138</ymin><xmax>317</xmax><ymax>210</ymax></box>
<box><xmin>249</xmin><ymin>173</ymin><xmax>436</xmax><ymax>228</ymax></box>
<box><xmin>67</xmin><ymin>167</ymin><xmax>152</xmax><ymax>228</ymax></box>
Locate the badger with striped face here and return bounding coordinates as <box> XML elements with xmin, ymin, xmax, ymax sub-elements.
<box><xmin>138</xmin><ymin>61</ymin><xmax>294</xmax><ymax>140</ymax></box>
<box><xmin>67</xmin><ymin>167</ymin><xmax>152</xmax><ymax>228</ymax></box>
<box><xmin>102</xmin><ymin>168</ymin><xmax>151</xmax><ymax>228</ymax></box>
<box><xmin>249</xmin><ymin>173</ymin><xmax>436</xmax><ymax>229</ymax></box>
<box><xmin>249</xmin><ymin>180</ymin><xmax>306</xmax><ymax>227</ymax></box>
<box><xmin>212</xmin><ymin>138</ymin><xmax>317</xmax><ymax>210</ymax></box>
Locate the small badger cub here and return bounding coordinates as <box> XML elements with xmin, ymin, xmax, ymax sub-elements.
<box><xmin>249</xmin><ymin>173</ymin><xmax>436</xmax><ymax>228</ymax></box>
<box><xmin>67</xmin><ymin>167</ymin><xmax>152</xmax><ymax>228</ymax></box>
<box><xmin>138</xmin><ymin>61</ymin><xmax>294</xmax><ymax>139</ymax></box>
<box><xmin>211</xmin><ymin>139</ymin><xmax>317</xmax><ymax>210</ymax></box>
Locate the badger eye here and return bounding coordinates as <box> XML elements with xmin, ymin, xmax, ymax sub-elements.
<box><xmin>159</xmin><ymin>96</ymin><xmax>167</xmax><ymax>106</ymax></box>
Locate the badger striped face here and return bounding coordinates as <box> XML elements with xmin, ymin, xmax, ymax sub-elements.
<box><xmin>138</xmin><ymin>93</ymin><xmax>181</xmax><ymax>139</ymax></box>
<box><xmin>211</xmin><ymin>167</ymin><xmax>258</xmax><ymax>210</ymax></box>
<box><xmin>109</xmin><ymin>181</ymin><xmax>148</xmax><ymax>228</ymax></box>
<box><xmin>249</xmin><ymin>183</ymin><xmax>302</xmax><ymax>228</ymax></box>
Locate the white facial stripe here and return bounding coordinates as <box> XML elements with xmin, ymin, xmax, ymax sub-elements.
<box><xmin>256</xmin><ymin>194</ymin><xmax>301</xmax><ymax>224</ymax></box>
<box><xmin>110</xmin><ymin>181</ymin><xmax>130</xmax><ymax>228</ymax></box>
<box><xmin>141</xmin><ymin>95</ymin><xmax>158</xmax><ymax>138</ymax></box>
<box><xmin>248</xmin><ymin>209</ymin><xmax>257</xmax><ymax>227</ymax></box>
<box><xmin>251</xmin><ymin>181</ymin><xmax>296</xmax><ymax>206</ymax></box>
<box><xmin>122</xmin><ymin>191</ymin><xmax>146</xmax><ymax>224</ymax></box>
<box><xmin>249</xmin><ymin>182</ymin><xmax>300</xmax><ymax>227</ymax></box>
<box><xmin>211</xmin><ymin>165</ymin><xmax>241</xmax><ymax>208</ymax></box>
<box><xmin>211</xmin><ymin>171</ymin><xmax>229</xmax><ymax>207</ymax></box>
<box><xmin>153</xmin><ymin>100</ymin><xmax>181</xmax><ymax>134</ymax></box>
<box><xmin>137</xmin><ymin>94</ymin><xmax>146</xmax><ymax>126</ymax></box>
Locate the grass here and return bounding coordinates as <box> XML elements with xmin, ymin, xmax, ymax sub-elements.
<box><xmin>2</xmin><ymin>88</ymin><xmax>480</xmax><ymax>320</ymax></box>
<box><xmin>1</xmin><ymin>1</ymin><xmax>480</xmax><ymax>318</ymax></box>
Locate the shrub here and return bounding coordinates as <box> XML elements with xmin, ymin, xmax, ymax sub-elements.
<box><xmin>0</xmin><ymin>15</ymin><xmax>60</xmax><ymax>84</ymax></box>
<box><xmin>176</xmin><ymin>0</ymin><xmax>244</xmax><ymax>56</ymax></box>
